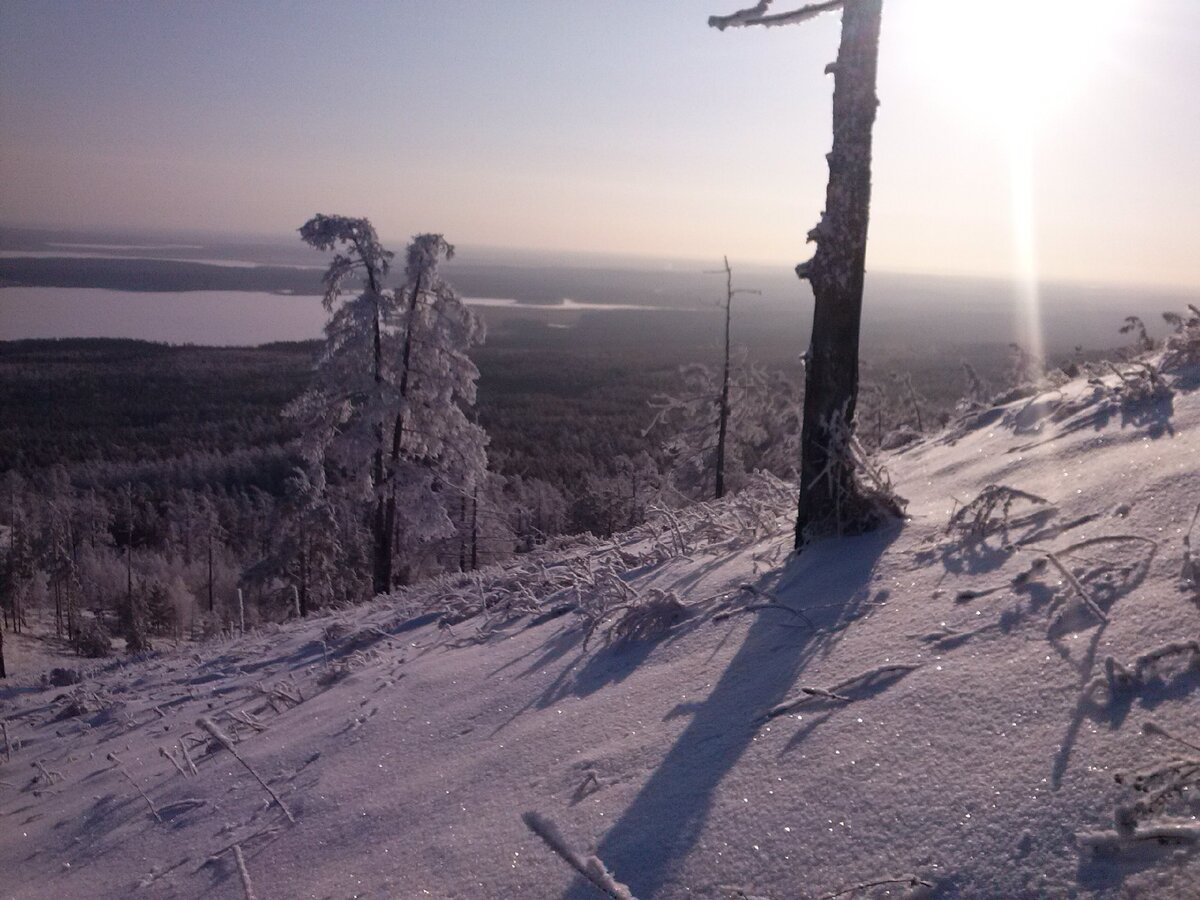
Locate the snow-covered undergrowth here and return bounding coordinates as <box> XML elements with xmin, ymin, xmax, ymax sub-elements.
<box><xmin>2</xmin><ymin>361</ymin><xmax>1199</xmax><ymax>899</ymax></box>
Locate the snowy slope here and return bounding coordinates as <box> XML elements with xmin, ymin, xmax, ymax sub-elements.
<box><xmin>2</xmin><ymin>363</ymin><xmax>1199</xmax><ymax>900</ymax></box>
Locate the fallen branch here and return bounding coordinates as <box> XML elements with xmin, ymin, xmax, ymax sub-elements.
<box><xmin>521</xmin><ymin>811</ymin><xmax>636</xmax><ymax>900</ymax></box>
<box><xmin>107</xmin><ymin>752</ymin><xmax>161</xmax><ymax>823</ymax></box>
<box><xmin>1025</xmin><ymin>548</ymin><xmax>1108</xmax><ymax>624</ymax></box>
<box><xmin>1143</xmin><ymin>720</ymin><xmax>1200</xmax><ymax>757</ymax></box>
<box><xmin>178</xmin><ymin>736</ymin><xmax>201</xmax><ymax>776</ymax></box>
<box><xmin>32</xmin><ymin>759</ymin><xmax>62</xmax><ymax>785</ymax></box>
<box><xmin>159</xmin><ymin>745</ymin><xmax>190</xmax><ymax>778</ymax></box>
<box><xmin>231</xmin><ymin>844</ymin><xmax>258</xmax><ymax>900</ymax></box>
<box><xmin>198</xmin><ymin>716</ymin><xmax>295</xmax><ymax>824</ymax></box>
<box><xmin>764</xmin><ymin>663</ymin><xmax>921</xmax><ymax>720</ymax></box>
<box><xmin>1078</xmin><ymin>822</ymin><xmax>1200</xmax><ymax>857</ymax></box>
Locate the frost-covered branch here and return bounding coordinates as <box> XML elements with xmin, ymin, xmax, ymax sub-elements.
<box><xmin>709</xmin><ymin>0</ymin><xmax>846</xmax><ymax>31</ymax></box>
<box><xmin>521</xmin><ymin>812</ymin><xmax>637</xmax><ymax>899</ymax></box>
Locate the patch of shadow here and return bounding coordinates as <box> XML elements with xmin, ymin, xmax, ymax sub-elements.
<box><xmin>549</xmin><ymin>639</ymin><xmax>657</xmax><ymax>703</ymax></box>
<box><xmin>1119</xmin><ymin>388</ymin><xmax>1174</xmax><ymax>439</ymax></box>
<box><xmin>777</xmin><ymin>663</ymin><xmax>921</xmax><ymax>754</ymax></box>
<box><xmin>514</xmin><ymin>628</ymin><xmax>585</xmax><ymax>681</ymax></box>
<box><xmin>1076</xmin><ymin>839</ymin><xmax>1196</xmax><ymax>893</ymax></box>
<box><xmin>1094</xmin><ymin>656</ymin><xmax>1200</xmax><ymax>731</ymax></box>
<box><xmin>562</xmin><ymin>529</ymin><xmax>897</xmax><ymax>900</ymax></box>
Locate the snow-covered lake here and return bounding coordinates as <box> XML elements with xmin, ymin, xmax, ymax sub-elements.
<box><xmin>0</xmin><ymin>287</ymin><xmax>672</xmax><ymax>345</ymax></box>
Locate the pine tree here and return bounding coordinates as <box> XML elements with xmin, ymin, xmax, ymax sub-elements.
<box><xmin>293</xmin><ymin>216</ymin><xmax>488</xmax><ymax>594</ymax></box>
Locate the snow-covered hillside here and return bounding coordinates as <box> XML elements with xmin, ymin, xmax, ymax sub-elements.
<box><xmin>2</xmin><ymin>361</ymin><xmax>1199</xmax><ymax>899</ymax></box>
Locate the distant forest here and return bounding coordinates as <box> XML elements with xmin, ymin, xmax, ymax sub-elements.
<box><xmin>1</xmin><ymin>307</ymin><xmax>1121</xmax><ymax>660</ymax></box>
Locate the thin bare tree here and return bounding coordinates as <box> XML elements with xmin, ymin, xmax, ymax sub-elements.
<box><xmin>706</xmin><ymin>257</ymin><xmax>761</xmax><ymax>499</ymax></box>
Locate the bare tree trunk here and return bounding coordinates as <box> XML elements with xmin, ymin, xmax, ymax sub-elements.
<box><xmin>379</xmin><ymin>272</ymin><xmax>424</xmax><ymax>595</ymax></box>
<box><xmin>716</xmin><ymin>256</ymin><xmax>733</xmax><ymax>500</ymax></box>
<box><xmin>459</xmin><ymin>494</ymin><xmax>468</xmax><ymax>572</ymax></box>
<box><xmin>794</xmin><ymin>0</ymin><xmax>894</xmax><ymax>548</ymax></box>
<box><xmin>470</xmin><ymin>487</ymin><xmax>479</xmax><ymax>571</ymax></box>
<box><xmin>364</xmin><ymin>255</ymin><xmax>391</xmax><ymax>597</ymax></box>
<box><xmin>207</xmin><ymin>533</ymin><xmax>214</xmax><ymax>612</ymax></box>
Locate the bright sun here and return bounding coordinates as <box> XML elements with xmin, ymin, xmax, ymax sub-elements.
<box><xmin>900</xmin><ymin>0</ymin><xmax>1132</xmax><ymax>364</ymax></box>
<box><xmin>905</xmin><ymin>0</ymin><xmax>1129</xmax><ymax>130</ymax></box>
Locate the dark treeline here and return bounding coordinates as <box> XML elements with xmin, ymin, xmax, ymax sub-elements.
<box><xmin>0</xmin><ymin>329</ymin><xmax>1042</xmax><ymax>663</ymax></box>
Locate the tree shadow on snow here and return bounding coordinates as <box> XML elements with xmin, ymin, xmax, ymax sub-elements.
<box><xmin>562</xmin><ymin>529</ymin><xmax>898</xmax><ymax>900</ymax></box>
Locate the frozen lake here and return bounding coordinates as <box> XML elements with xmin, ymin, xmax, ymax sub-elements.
<box><xmin>0</xmin><ymin>287</ymin><xmax>673</xmax><ymax>345</ymax></box>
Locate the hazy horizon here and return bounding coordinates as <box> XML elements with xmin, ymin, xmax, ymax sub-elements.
<box><xmin>3</xmin><ymin>0</ymin><xmax>1198</xmax><ymax>291</ymax></box>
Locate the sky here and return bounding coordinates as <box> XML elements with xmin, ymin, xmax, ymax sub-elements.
<box><xmin>1</xmin><ymin>0</ymin><xmax>1197</xmax><ymax>289</ymax></box>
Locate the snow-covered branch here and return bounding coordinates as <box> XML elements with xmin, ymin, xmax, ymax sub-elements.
<box><xmin>709</xmin><ymin>0</ymin><xmax>846</xmax><ymax>31</ymax></box>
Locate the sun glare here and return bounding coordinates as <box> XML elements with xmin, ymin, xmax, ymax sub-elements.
<box><xmin>906</xmin><ymin>0</ymin><xmax>1129</xmax><ymax>129</ymax></box>
<box><xmin>904</xmin><ymin>0</ymin><xmax>1130</xmax><ymax>361</ymax></box>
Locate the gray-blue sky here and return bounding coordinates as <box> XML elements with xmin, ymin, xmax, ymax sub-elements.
<box><xmin>1</xmin><ymin>0</ymin><xmax>1196</xmax><ymax>287</ymax></box>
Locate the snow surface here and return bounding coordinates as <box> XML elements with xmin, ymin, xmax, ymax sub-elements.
<box><xmin>2</xmin><ymin>364</ymin><xmax>1199</xmax><ymax>899</ymax></box>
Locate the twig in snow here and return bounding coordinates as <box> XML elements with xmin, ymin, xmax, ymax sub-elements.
<box><xmin>107</xmin><ymin>752</ymin><xmax>161</xmax><ymax>823</ymax></box>
<box><xmin>521</xmin><ymin>811</ymin><xmax>637</xmax><ymax>899</ymax></box>
<box><xmin>230</xmin><ymin>709</ymin><xmax>268</xmax><ymax>733</ymax></box>
<box><xmin>1078</xmin><ymin>822</ymin><xmax>1200</xmax><ymax>856</ymax></box>
<box><xmin>178</xmin><ymin>736</ymin><xmax>201</xmax><ymax>775</ymax></box>
<box><xmin>1025</xmin><ymin>548</ymin><xmax>1108</xmax><ymax>624</ymax></box>
<box><xmin>32</xmin><ymin>759</ymin><xmax>62</xmax><ymax>785</ymax></box>
<box><xmin>197</xmin><ymin>717</ymin><xmax>295</xmax><ymax>823</ymax></box>
<box><xmin>947</xmin><ymin>484</ymin><xmax>1051</xmax><ymax>541</ymax></box>
<box><xmin>764</xmin><ymin>663</ymin><xmax>922</xmax><ymax>721</ymax></box>
<box><xmin>159</xmin><ymin>745</ymin><xmax>190</xmax><ymax>778</ymax></box>
<box><xmin>737</xmin><ymin>584</ymin><xmax>814</xmax><ymax>628</ymax></box>
<box><xmin>231</xmin><ymin>844</ymin><xmax>258</xmax><ymax>900</ymax></box>
<box><xmin>2</xmin><ymin>722</ymin><xmax>11</xmax><ymax>763</ymax></box>
<box><xmin>1143</xmin><ymin>720</ymin><xmax>1200</xmax><ymax>757</ymax></box>
<box><xmin>819</xmin><ymin>874</ymin><xmax>934</xmax><ymax>899</ymax></box>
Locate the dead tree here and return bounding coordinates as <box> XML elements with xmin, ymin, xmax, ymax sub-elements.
<box><xmin>706</xmin><ymin>256</ymin><xmax>760</xmax><ymax>499</ymax></box>
<box><xmin>710</xmin><ymin>0</ymin><xmax>903</xmax><ymax>547</ymax></box>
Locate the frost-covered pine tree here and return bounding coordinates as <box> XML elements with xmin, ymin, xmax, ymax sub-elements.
<box><xmin>292</xmin><ymin>216</ymin><xmax>488</xmax><ymax>594</ymax></box>
<box><xmin>648</xmin><ymin>360</ymin><xmax>801</xmax><ymax>500</ymax></box>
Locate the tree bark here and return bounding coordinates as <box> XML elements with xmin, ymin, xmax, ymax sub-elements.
<box><xmin>795</xmin><ymin>0</ymin><xmax>885</xmax><ymax>548</ymax></box>
<box><xmin>378</xmin><ymin>272</ymin><xmax>424</xmax><ymax>595</ymax></box>
<box><xmin>365</xmin><ymin>249</ymin><xmax>391</xmax><ymax>596</ymax></box>
<box><xmin>470</xmin><ymin>487</ymin><xmax>479</xmax><ymax>571</ymax></box>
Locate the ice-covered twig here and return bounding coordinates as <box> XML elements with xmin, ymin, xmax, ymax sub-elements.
<box><xmin>738</xmin><ymin>584</ymin><xmax>814</xmax><ymax>628</ymax></box>
<box><xmin>764</xmin><ymin>663</ymin><xmax>921</xmax><ymax>720</ymax></box>
<box><xmin>197</xmin><ymin>717</ymin><xmax>295</xmax><ymax>824</ymax></box>
<box><xmin>1077</xmin><ymin>823</ymin><xmax>1200</xmax><ymax>856</ymax></box>
<box><xmin>709</xmin><ymin>0</ymin><xmax>845</xmax><ymax>31</ymax></box>
<box><xmin>1143</xmin><ymin>720</ymin><xmax>1200</xmax><ymax>756</ymax></box>
<box><xmin>158</xmin><ymin>745</ymin><xmax>190</xmax><ymax>778</ymax></box>
<box><xmin>947</xmin><ymin>484</ymin><xmax>1051</xmax><ymax>540</ymax></box>
<box><xmin>178</xmin><ymin>736</ymin><xmax>201</xmax><ymax>776</ymax></box>
<box><xmin>231</xmin><ymin>844</ymin><xmax>258</xmax><ymax>900</ymax></box>
<box><xmin>521</xmin><ymin>811</ymin><xmax>637</xmax><ymax>900</ymax></box>
<box><xmin>107</xmin><ymin>752</ymin><xmax>161</xmax><ymax>823</ymax></box>
<box><xmin>32</xmin><ymin>759</ymin><xmax>62</xmax><ymax>785</ymax></box>
<box><xmin>1026</xmin><ymin>548</ymin><xmax>1107</xmax><ymax>624</ymax></box>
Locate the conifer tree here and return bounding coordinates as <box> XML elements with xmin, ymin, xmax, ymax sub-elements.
<box><xmin>293</xmin><ymin>216</ymin><xmax>488</xmax><ymax>594</ymax></box>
